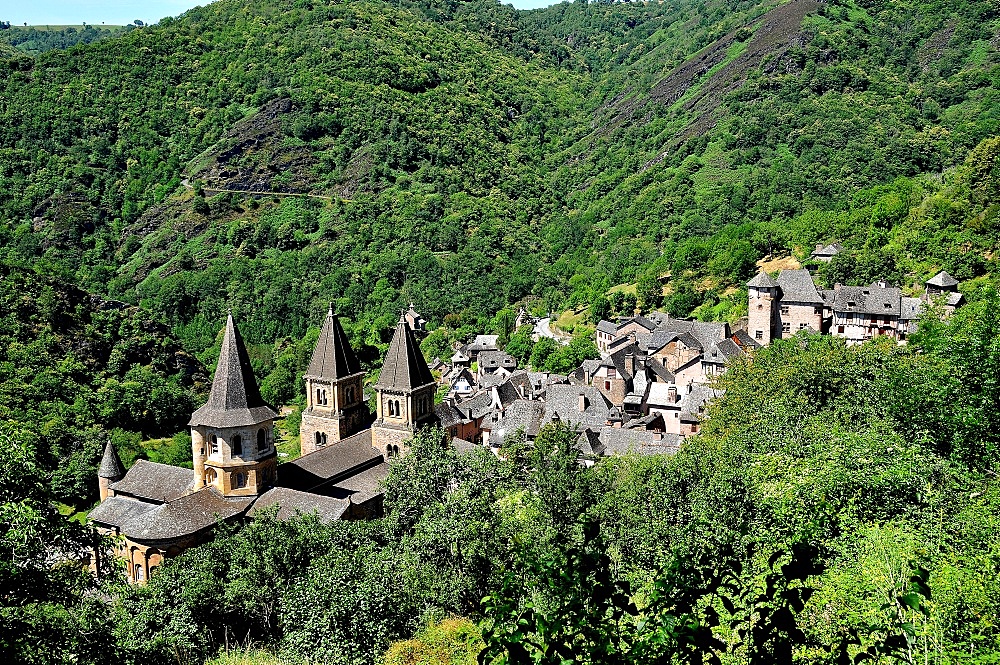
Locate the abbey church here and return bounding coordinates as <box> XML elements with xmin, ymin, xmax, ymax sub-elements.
<box><xmin>89</xmin><ymin>308</ymin><xmax>435</xmax><ymax>583</ymax></box>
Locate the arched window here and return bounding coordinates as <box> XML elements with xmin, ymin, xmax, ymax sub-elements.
<box><xmin>322</xmin><ymin>389</ymin><xmax>328</xmax><ymax>405</ymax></box>
<box><xmin>394</xmin><ymin>400</ymin><xmax>401</xmax><ymax>417</ymax></box>
<box><xmin>234</xmin><ymin>472</ymin><xmax>247</xmax><ymax>489</ymax></box>
<box><xmin>210</xmin><ymin>435</ymin><xmax>219</xmax><ymax>455</ymax></box>
<box><xmin>134</xmin><ymin>564</ymin><xmax>144</xmax><ymax>582</ymax></box>
<box><xmin>205</xmin><ymin>468</ymin><xmax>217</xmax><ymax>485</ymax></box>
<box><xmin>345</xmin><ymin>385</ymin><xmax>354</xmax><ymax>403</ymax></box>
<box><xmin>232</xmin><ymin>434</ymin><xmax>242</xmax><ymax>456</ymax></box>
<box><xmin>392</xmin><ymin>445</ymin><xmax>400</xmax><ymax>457</ymax></box>
<box><xmin>316</xmin><ymin>387</ymin><xmax>322</xmax><ymax>405</ymax></box>
<box><xmin>386</xmin><ymin>444</ymin><xmax>392</xmax><ymax>456</ymax></box>
<box><xmin>315</xmin><ymin>431</ymin><xmax>322</xmax><ymax>446</ymax></box>
<box><xmin>321</xmin><ymin>432</ymin><xmax>328</xmax><ymax>446</ymax></box>
<box><xmin>258</xmin><ymin>428</ymin><xmax>266</xmax><ymax>451</ymax></box>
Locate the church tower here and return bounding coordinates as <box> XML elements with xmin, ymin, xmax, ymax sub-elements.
<box><xmin>97</xmin><ymin>440</ymin><xmax>125</xmax><ymax>502</ymax></box>
<box><xmin>372</xmin><ymin>312</ymin><xmax>438</xmax><ymax>458</ymax></box>
<box><xmin>299</xmin><ymin>306</ymin><xmax>369</xmax><ymax>456</ymax></box>
<box><xmin>747</xmin><ymin>271</ymin><xmax>780</xmax><ymax>346</ymax></box>
<box><xmin>189</xmin><ymin>313</ymin><xmax>279</xmax><ymax>497</ymax></box>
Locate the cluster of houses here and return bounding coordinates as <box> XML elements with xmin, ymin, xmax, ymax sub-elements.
<box><xmin>89</xmin><ymin>261</ymin><xmax>964</xmax><ymax>583</ymax></box>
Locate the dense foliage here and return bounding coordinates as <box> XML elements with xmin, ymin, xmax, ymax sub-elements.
<box><xmin>3</xmin><ymin>0</ymin><xmax>1000</xmax><ymax>662</ymax></box>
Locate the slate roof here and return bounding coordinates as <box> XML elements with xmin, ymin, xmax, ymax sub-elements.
<box><xmin>595</xmin><ymin>427</ymin><xmax>681</xmax><ymax>456</ymax></box>
<box><xmin>705</xmin><ymin>339</ymin><xmax>742</xmax><ymax>362</ymax></box>
<box><xmin>459</xmin><ymin>391</ymin><xmax>495</xmax><ymax>420</ymax></box>
<box><xmin>596</xmin><ymin>320</ymin><xmax>618</xmax><ymax>334</ymax></box>
<box><xmin>487</xmin><ymin>399</ymin><xmax>545</xmax><ymax>445</ymax></box>
<box><xmin>647</xmin><ymin>382</ymin><xmax>680</xmax><ymax>407</ymax></box>
<box><xmin>926</xmin><ymin>271</ymin><xmax>959</xmax><ymax>288</ymax></box>
<box><xmin>833</xmin><ymin>285</ymin><xmax>901</xmax><ymax>317</ymax></box>
<box><xmin>654</xmin><ymin>319</ymin><xmax>728</xmax><ymax>350</ymax></box>
<box><xmin>98</xmin><ymin>440</ymin><xmax>125</xmax><ymax>479</ymax></box>
<box><xmin>88</xmin><ymin>495</ymin><xmax>157</xmax><ymax>529</ymax></box>
<box><xmin>189</xmin><ymin>314</ymin><xmax>279</xmax><ymax>428</ymax></box>
<box><xmin>747</xmin><ymin>271</ymin><xmax>778</xmax><ymax>288</ymax></box>
<box><xmin>277</xmin><ymin>430</ymin><xmax>382</xmax><ymax>493</ymax></box>
<box><xmin>478</xmin><ymin>350</ymin><xmax>517</xmax><ymax>371</ymax></box>
<box><xmin>122</xmin><ymin>488</ymin><xmax>254</xmax><ymax>542</ymax></box>
<box><xmin>375</xmin><ymin>313</ymin><xmax>435</xmax><ymax>391</ymax></box>
<box><xmin>644</xmin><ymin>356</ymin><xmax>674</xmax><ymax>383</ymax></box>
<box><xmin>248</xmin><ymin>487</ymin><xmax>349</xmax><ymax>522</ymax></box>
<box><xmin>947</xmin><ymin>292</ymin><xmax>963</xmax><ymax>307</ymax></box>
<box><xmin>811</xmin><ymin>243</ymin><xmax>844</xmax><ymax>257</ymax></box>
<box><xmin>451</xmin><ymin>350</ymin><xmax>469</xmax><ymax>363</ymax></box>
<box><xmin>776</xmin><ymin>270</ymin><xmax>824</xmax><ymax>304</ymax></box>
<box><xmin>731</xmin><ymin>329</ymin><xmax>761</xmax><ymax>350</ymax></box>
<box><xmin>626</xmin><ymin>412</ymin><xmax>665</xmax><ymax>430</ymax></box>
<box><xmin>434</xmin><ymin>401</ymin><xmax>467</xmax><ymax>429</ymax></box>
<box><xmin>542</xmin><ymin>385</ymin><xmax>612</xmax><ymax>428</ymax></box>
<box><xmin>620</xmin><ymin>316</ymin><xmax>657</xmax><ymax>332</ymax></box>
<box><xmin>110</xmin><ymin>459</ymin><xmax>193</xmax><ymax>503</ymax></box>
<box><xmin>468</xmin><ymin>335</ymin><xmax>499</xmax><ymax>353</ymax></box>
<box><xmin>305</xmin><ymin>307</ymin><xmax>363</xmax><ymax>380</ymax></box>
<box><xmin>679</xmin><ymin>385</ymin><xmax>722</xmax><ymax>421</ymax></box>
<box><xmin>452</xmin><ymin>438</ymin><xmax>479</xmax><ymax>453</ymax></box>
<box><xmin>328</xmin><ymin>462</ymin><xmax>388</xmax><ymax>505</ymax></box>
<box><xmin>674</xmin><ymin>332</ymin><xmax>702</xmax><ymax>350</ymax></box>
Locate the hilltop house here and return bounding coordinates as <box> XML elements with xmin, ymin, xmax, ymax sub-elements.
<box><xmin>748</xmin><ymin>269</ymin><xmax>963</xmax><ymax>346</ymax></box>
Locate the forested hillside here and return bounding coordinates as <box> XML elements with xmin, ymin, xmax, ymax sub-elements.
<box><xmin>2</xmin><ymin>0</ymin><xmax>1000</xmax><ymax>662</ymax></box>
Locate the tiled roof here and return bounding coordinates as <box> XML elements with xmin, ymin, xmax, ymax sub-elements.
<box><xmin>833</xmin><ymin>285</ymin><xmax>901</xmax><ymax>316</ymax></box>
<box><xmin>122</xmin><ymin>488</ymin><xmax>254</xmax><ymax>541</ymax></box>
<box><xmin>189</xmin><ymin>314</ymin><xmax>279</xmax><ymax>428</ymax></box>
<box><xmin>776</xmin><ymin>270</ymin><xmax>824</xmax><ymax>304</ymax></box>
<box><xmin>478</xmin><ymin>350</ymin><xmax>517</xmax><ymax>370</ymax></box>
<box><xmin>596</xmin><ymin>320</ymin><xmax>618</xmax><ymax>334</ymax></box>
<box><xmin>110</xmin><ymin>459</ymin><xmax>193</xmax><ymax>503</ymax></box>
<box><xmin>375</xmin><ymin>313</ymin><xmax>435</xmax><ymax>391</ymax></box>
<box><xmin>434</xmin><ymin>402</ymin><xmax>467</xmax><ymax>428</ymax></box>
<box><xmin>947</xmin><ymin>292</ymin><xmax>963</xmax><ymax>307</ymax></box>
<box><xmin>644</xmin><ymin>356</ymin><xmax>674</xmax><ymax>383</ymax></box>
<box><xmin>328</xmin><ymin>462</ymin><xmax>388</xmax><ymax>504</ymax></box>
<box><xmin>595</xmin><ymin>427</ymin><xmax>681</xmax><ymax>456</ymax></box>
<box><xmin>98</xmin><ymin>440</ymin><xmax>125</xmax><ymax>479</ymax></box>
<box><xmin>277</xmin><ymin>430</ymin><xmax>382</xmax><ymax>493</ymax></box>
<box><xmin>679</xmin><ymin>385</ymin><xmax>722</xmax><ymax>421</ymax></box>
<box><xmin>731</xmin><ymin>329</ymin><xmax>761</xmax><ymax>350</ymax></box>
<box><xmin>487</xmin><ymin>399</ymin><xmax>544</xmax><ymax>445</ymax></box>
<box><xmin>926</xmin><ymin>270</ymin><xmax>959</xmax><ymax>288</ymax></box>
<box><xmin>647</xmin><ymin>382</ymin><xmax>679</xmax><ymax>407</ymax></box>
<box><xmin>452</xmin><ymin>437</ymin><xmax>479</xmax><ymax>453</ymax></box>
<box><xmin>305</xmin><ymin>307</ymin><xmax>363</xmax><ymax>380</ymax></box>
<box><xmin>468</xmin><ymin>335</ymin><xmax>499</xmax><ymax>352</ymax></box>
<box><xmin>747</xmin><ymin>271</ymin><xmax>778</xmax><ymax>288</ymax></box>
<box><xmin>542</xmin><ymin>385</ymin><xmax>612</xmax><ymax>428</ymax></box>
<box><xmin>88</xmin><ymin>495</ymin><xmax>157</xmax><ymax>529</ymax></box>
<box><xmin>248</xmin><ymin>487</ymin><xmax>350</xmax><ymax>522</ymax></box>
<box><xmin>811</xmin><ymin>243</ymin><xmax>844</xmax><ymax>257</ymax></box>
<box><xmin>900</xmin><ymin>297</ymin><xmax>924</xmax><ymax>321</ymax></box>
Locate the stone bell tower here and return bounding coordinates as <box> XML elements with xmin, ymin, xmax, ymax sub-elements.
<box><xmin>747</xmin><ymin>271</ymin><xmax>780</xmax><ymax>346</ymax></box>
<box><xmin>189</xmin><ymin>313</ymin><xmax>279</xmax><ymax>497</ymax></box>
<box><xmin>372</xmin><ymin>312</ymin><xmax>438</xmax><ymax>458</ymax></box>
<box><xmin>299</xmin><ymin>306</ymin><xmax>369</xmax><ymax>456</ymax></box>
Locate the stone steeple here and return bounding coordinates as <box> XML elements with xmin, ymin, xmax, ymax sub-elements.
<box><xmin>305</xmin><ymin>305</ymin><xmax>362</xmax><ymax>380</ymax></box>
<box><xmin>98</xmin><ymin>439</ymin><xmax>125</xmax><ymax>501</ymax></box>
<box><xmin>375</xmin><ymin>312</ymin><xmax>435</xmax><ymax>392</ymax></box>
<box><xmin>189</xmin><ymin>312</ymin><xmax>278</xmax><ymax>429</ymax></box>
<box><xmin>189</xmin><ymin>313</ymin><xmax>278</xmax><ymax>496</ymax></box>
<box><xmin>299</xmin><ymin>306</ymin><xmax>369</xmax><ymax>456</ymax></box>
<box><xmin>372</xmin><ymin>312</ymin><xmax>438</xmax><ymax>457</ymax></box>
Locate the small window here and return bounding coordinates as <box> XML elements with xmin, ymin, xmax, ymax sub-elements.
<box><xmin>799</xmin><ymin>323</ymin><xmax>808</xmax><ymax>330</ymax></box>
<box><xmin>780</xmin><ymin>305</ymin><xmax>789</xmax><ymax>315</ymax></box>
<box><xmin>837</xmin><ymin>325</ymin><xmax>845</xmax><ymax>334</ymax></box>
<box><xmin>781</xmin><ymin>323</ymin><xmax>790</xmax><ymax>334</ymax></box>
<box><xmin>605</xmin><ymin>380</ymin><xmax>611</xmax><ymax>391</ymax></box>
<box><xmin>258</xmin><ymin>428</ymin><xmax>266</xmax><ymax>451</ymax></box>
<box><xmin>847</xmin><ymin>301</ymin><xmax>856</xmax><ymax>307</ymax></box>
<box><xmin>315</xmin><ymin>431</ymin><xmax>322</xmax><ymax>446</ymax></box>
<box><xmin>755</xmin><ymin>330</ymin><xmax>763</xmax><ymax>340</ymax></box>
<box><xmin>815</xmin><ymin>307</ymin><xmax>822</xmax><ymax>315</ymax></box>
<box><xmin>210</xmin><ymin>435</ymin><xmax>219</xmax><ymax>456</ymax></box>
<box><xmin>233</xmin><ymin>472</ymin><xmax>247</xmax><ymax>489</ymax></box>
<box><xmin>232</xmin><ymin>434</ymin><xmax>242</xmax><ymax>456</ymax></box>
<box><xmin>345</xmin><ymin>385</ymin><xmax>354</xmax><ymax>403</ymax></box>
<box><xmin>134</xmin><ymin>564</ymin><xmax>144</xmax><ymax>582</ymax></box>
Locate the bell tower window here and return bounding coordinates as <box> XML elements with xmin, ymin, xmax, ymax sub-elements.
<box><xmin>232</xmin><ymin>434</ymin><xmax>242</xmax><ymax>456</ymax></box>
<box><xmin>258</xmin><ymin>428</ymin><xmax>266</xmax><ymax>452</ymax></box>
<box><xmin>210</xmin><ymin>435</ymin><xmax>219</xmax><ymax>456</ymax></box>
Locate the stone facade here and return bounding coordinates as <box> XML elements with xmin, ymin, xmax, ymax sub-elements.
<box><xmin>191</xmin><ymin>423</ymin><xmax>276</xmax><ymax>496</ymax></box>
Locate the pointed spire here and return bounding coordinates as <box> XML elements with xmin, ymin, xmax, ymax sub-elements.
<box><xmin>98</xmin><ymin>440</ymin><xmax>125</xmax><ymax>480</ymax></box>
<box><xmin>189</xmin><ymin>313</ymin><xmax>278</xmax><ymax>428</ymax></box>
<box><xmin>375</xmin><ymin>311</ymin><xmax>435</xmax><ymax>391</ymax></box>
<box><xmin>305</xmin><ymin>306</ymin><xmax>362</xmax><ymax>380</ymax></box>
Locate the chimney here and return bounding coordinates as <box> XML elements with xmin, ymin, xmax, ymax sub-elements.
<box><xmin>624</xmin><ymin>353</ymin><xmax>635</xmax><ymax>377</ymax></box>
<box><xmin>834</xmin><ymin>283</ymin><xmax>842</xmax><ymax>292</ymax></box>
<box><xmin>816</xmin><ymin>243</ymin><xmax>824</xmax><ymax>253</ymax></box>
<box><xmin>579</xmin><ymin>392</ymin><xmax>588</xmax><ymax>412</ymax></box>
<box><xmin>517</xmin><ymin>383</ymin><xmax>525</xmax><ymax>398</ymax></box>
<box><xmin>668</xmin><ymin>385</ymin><xmax>677</xmax><ymax>403</ymax></box>
<box><xmin>584</xmin><ymin>366</ymin><xmax>592</xmax><ymax>384</ymax></box>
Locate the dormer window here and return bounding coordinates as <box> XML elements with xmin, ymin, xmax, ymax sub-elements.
<box><xmin>847</xmin><ymin>301</ymin><xmax>856</xmax><ymax>307</ymax></box>
<box><xmin>883</xmin><ymin>303</ymin><xmax>891</xmax><ymax>309</ymax></box>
